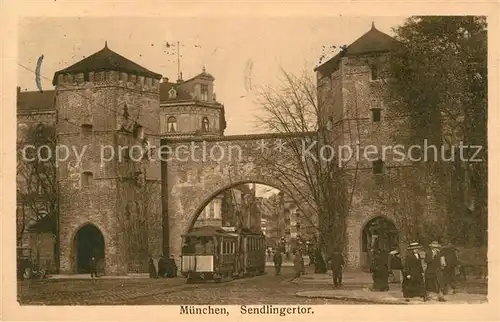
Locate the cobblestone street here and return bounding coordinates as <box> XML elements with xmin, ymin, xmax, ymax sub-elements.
<box><xmin>18</xmin><ymin>267</ymin><xmax>355</xmax><ymax>305</ymax></box>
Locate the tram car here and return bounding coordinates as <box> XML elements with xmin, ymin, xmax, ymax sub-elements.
<box><xmin>180</xmin><ymin>226</ymin><xmax>266</xmax><ymax>282</ymax></box>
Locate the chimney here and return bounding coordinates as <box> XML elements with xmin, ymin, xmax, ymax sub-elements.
<box><xmin>17</xmin><ymin>86</ymin><xmax>20</xmax><ymax>94</ymax></box>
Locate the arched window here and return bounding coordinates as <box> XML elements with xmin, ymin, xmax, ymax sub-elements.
<box><xmin>202</xmin><ymin>117</ymin><xmax>209</xmax><ymax>132</ymax></box>
<box><xmin>167</xmin><ymin>116</ymin><xmax>177</xmax><ymax>132</ymax></box>
<box><xmin>370</xmin><ymin>65</ymin><xmax>378</xmax><ymax>80</ymax></box>
<box><xmin>168</xmin><ymin>87</ymin><xmax>177</xmax><ymax>99</ymax></box>
<box><xmin>81</xmin><ymin>171</ymin><xmax>93</xmax><ymax>187</ymax></box>
<box><xmin>373</xmin><ymin>159</ymin><xmax>384</xmax><ymax>174</ymax></box>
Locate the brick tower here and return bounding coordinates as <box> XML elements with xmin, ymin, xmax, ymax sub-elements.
<box><xmin>53</xmin><ymin>43</ymin><xmax>164</xmax><ymax>275</ymax></box>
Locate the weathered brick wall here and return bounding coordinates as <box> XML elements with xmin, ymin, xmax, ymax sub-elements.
<box><xmin>55</xmin><ymin>71</ymin><xmax>162</xmax><ymax>275</ymax></box>
<box><xmin>323</xmin><ymin>54</ymin><xmax>450</xmax><ymax>269</ymax></box>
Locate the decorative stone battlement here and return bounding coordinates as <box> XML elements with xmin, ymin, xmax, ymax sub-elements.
<box><xmin>54</xmin><ymin>71</ymin><xmax>160</xmax><ymax>93</ymax></box>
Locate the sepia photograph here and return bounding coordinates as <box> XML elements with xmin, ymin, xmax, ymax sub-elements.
<box><xmin>8</xmin><ymin>11</ymin><xmax>492</xmax><ymax>315</ymax></box>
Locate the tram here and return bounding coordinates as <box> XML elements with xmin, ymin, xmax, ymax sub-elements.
<box><xmin>181</xmin><ymin>226</ymin><xmax>266</xmax><ymax>282</ymax></box>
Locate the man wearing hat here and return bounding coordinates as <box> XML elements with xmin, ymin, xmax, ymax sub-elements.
<box><xmin>424</xmin><ymin>241</ymin><xmax>446</xmax><ymax>301</ymax></box>
<box><xmin>441</xmin><ymin>242</ymin><xmax>459</xmax><ymax>295</ymax></box>
<box><xmin>402</xmin><ymin>242</ymin><xmax>425</xmax><ymax>300</ymax></box>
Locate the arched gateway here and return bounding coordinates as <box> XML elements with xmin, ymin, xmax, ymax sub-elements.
<box><xmin>74</xmin><ymin>223</ymin><xmax>105</xmax><ymax>274</ymax></box>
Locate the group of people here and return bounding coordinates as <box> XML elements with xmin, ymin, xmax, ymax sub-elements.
<box><xmin>370</xmin><ymin>241</ymin><xmax>460</xmax><ymax>301</ymax></box>
<box><xmin>148</xmin><ymin>255</ymin><xmax>178</xmax><ymax>278</ymax></box>
<box><xmin>272</xmin><ymin>248</ymin><xmax>305</xmax><ymax>277</ymax></box>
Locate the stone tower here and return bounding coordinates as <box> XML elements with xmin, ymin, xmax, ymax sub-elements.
<box><xmin>315</xmin><ymin>24</ymin><xmax>414</xmax><ymax>270</ymax></box>
<box><xmin>53</xmin><ymin>43</ymin><xmax>164</xmax><ymax>275</ymax></box>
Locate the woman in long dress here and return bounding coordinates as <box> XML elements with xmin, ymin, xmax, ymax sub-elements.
<box><xmin>402</xmin><ymin>242</ymin><xmax>426</xmax><ymax>300</ymax></box>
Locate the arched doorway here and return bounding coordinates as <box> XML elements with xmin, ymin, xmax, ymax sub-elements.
<box><xmin>74</xmin><ymin>224</ymin><xmax>105</xmax><ymax>274</ymax></box>
<box><xmin>361</xmin><ymin>216</ymin><xmax>398</xmax><ymax>271</ymax></box>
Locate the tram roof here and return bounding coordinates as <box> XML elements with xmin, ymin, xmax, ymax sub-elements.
<box><xmin>183</xmin><ymin>226</ymin><xmax>236</xmax><ymax>238</ymax></box>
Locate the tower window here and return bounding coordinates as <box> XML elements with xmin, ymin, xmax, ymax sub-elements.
<box><xmin>372</xmin><ymin>159</ymin><xmax>384</xmax><ymax>174</ymax></box>
<box><xmin>81</xmin><ymin>171</ymin><xmax>93</xmax><ymax>187</ymax></box>
<box><xmin>201</xmin><ymin>84</ymin><xmax>209</xmax><ymax>102</ymax></box>
<box><xmin>202</xmin><ymin>117</ymin><xmax>210</xmax><ymax>132</ymax></box>
<box><xmin>167</xmin><ymin>116</ymin><xmax>177</xmax><ymax>132</ymax></box>
<box><xmin>370</xmin><ymin>65</ymin><xmax>378</xmax><ymax>80</ymax></box>
<box><xmin>133</xmin><ymin>124</ymin><xmax>144</xmax><ymax>140</ymax></box>
<box><xmin>371</xmin><ymin>108</ymin><xmax>381</xmax><ymax>122</ymax></box>
<box><xmin>168</xmin><ymin>87</ymin><xmax>177</xmax><ymax>99</ymax></box>
<box><xmin>81</xmin><ymin>123</ymin><xmax>93</xmax><ymax>136</ymax></box>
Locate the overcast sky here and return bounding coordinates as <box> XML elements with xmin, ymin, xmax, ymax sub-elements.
<box><xmin>18</xmin><ymin>16</ymin><xmax>407</xmax><ymax>137</ymax></box>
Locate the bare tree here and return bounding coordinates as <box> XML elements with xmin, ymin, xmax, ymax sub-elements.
<box><xmin>16</xmin><ymin>123</ymin><xmax>61</xmax><ymax>269</ymax></box>
<box><xmin>256</xmin><ymin>69</ymin><xmax>358</xmax><ymax>254</ymax></box>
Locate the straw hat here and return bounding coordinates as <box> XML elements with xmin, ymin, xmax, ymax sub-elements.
<box><xmin>429</xmin><ymin>241</ymin><xmax>441</xmax><ymax>249</ymax></box>
<box><xmin>389</xmin><ymin>250</ymin><xmax>399</xmax><ymax>255</ymax></box>
<box><xmin>407</xmin><ymin>242</ymin><xmax>420</xmax><ymax>250</ymax></box>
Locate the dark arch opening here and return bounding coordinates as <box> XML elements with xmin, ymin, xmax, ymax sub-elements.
<box><xmin>361</xmin><ymin>216</ymin><xmax>398</xmax><ymax>271</ymax></box>
<box><xmin>74</xmin><ymin>224</ymin><xmax>105</xmax><ymax>274</ymax></box>
<box><xmin>188</xmin><ymin>180</ymin><xmax>287</xmax><ymax>233</ymax></box>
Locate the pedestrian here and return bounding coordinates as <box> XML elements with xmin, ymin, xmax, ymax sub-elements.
<box><xmin>441</xmin><ymin>242</ymin><xmax>459</xmax><ymax>295</ymax></box>
<box><xmin>166</xmin><ymin>255</ymin><xmax>178</xmax><ymax>277</ymax></box>
<box><xmin>308</xmin><ymin>248</ymin><xmax>315</xmax><ymax>266</ymax></box>
<box><xmin>314</xmin><ymin>248</ymin><xmax>327</xmax><ymax>273</ymax></box>
<box><xmin>425</xmin><ymin>241</ymin><xmax>446</xmax><ymax>301</ymax></box>
<box><xmin>327</xmin><ymin>249</ymin><xmax>345</xmax><ymax>288</ymax></box>
<box><xmin>157</xmin><ymin>256</ymin><xmax>166</xmax><ymax>278</ymax></box>
<box><xmin>148</xmin><ymin>257</ymin><xmax>157</xmax><ymax>278</ymax></box>
<box><xmin>370</xmin><ymin>248</ymin><xmax>389</xmax><ymax>291</ymax></box>
<box><xmin>402</xmin><ymin>242</ymin><xmax>426</xmax><ymax>300</ymax></box>
<box><xmin>89</xmin><ymin>256</ymin><xmax>98</xmax><ymax>278</ymax></box>
<box><xmin>389</xmin><ymin>250</ymin><xmax>403</xmax><ymax>283</ymax></box>
<box><xmin>293</xmin><ymin>250</ymin><xmax>304</xmax><ymax>278</ymax></box>
<box><xmin>273</xmin><ymin>250</ymin><xmax>282</xmax><ymax>275</ymax></box>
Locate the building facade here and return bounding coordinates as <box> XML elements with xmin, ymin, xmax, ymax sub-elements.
<box><xmin>16</xmin><ymin>25</ymin><xmax>452</xmax><ymax>273</ymax></box>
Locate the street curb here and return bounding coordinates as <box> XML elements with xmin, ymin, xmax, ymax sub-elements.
<box><xmin>295</xmin><ymin>292</ymin><xmax>488</xmax><ymax>305</ymax></box>
<box><xmin>295</xmin><ymin>292</ymin><xmax>408</xmax><ymax>304</ymax></box>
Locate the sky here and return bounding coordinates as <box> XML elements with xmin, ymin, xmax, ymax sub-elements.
<box><xmin>18</xmin><ymin>16</ymin><xmax>407</xmax><ymax>136</ymax></box>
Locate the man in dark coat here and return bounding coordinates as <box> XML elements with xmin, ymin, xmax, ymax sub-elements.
<box><xmin>89</xmin><ymin>257</ymin><xmax>98</xmax><ymax>278</ymax></box>
<box><xmin>148</xmin><ymin>257</ymin><xmax>157</xmax><ymax>278</ymax></box>
<box><xmin>157</xmin><ymin>256</ymin><xmax>166</xmax><ymax>278</ymax></box>
<box><xmin>370</xmin><ymin>248</ymin><xmax>389</xmax><ymax>291</ymax></box>
<box><xmin>166</xmin><ymin>255</ymin><xmax>178</xmax><ymax>277</ymax></box>
<box><xmin>327</xmin><ymin>250</ymin><xmax>345</xmax><ymax>288</ymax></box>
<box><xmin>403</xmin><ymin>242</ymin><xmax>425</xmax><ymax>300</ymax></box>
<box><xmin>441</xmin><ymin>243</ymin><xmax>459</xmax><ymax>295</ymax></box>
<box><xmin>314</xmin><ymin>248</ymin><xmax>327</xmax><ymax>273</ymax></box>
<box><xmin>425</xmin><ymin>241</ymin><xmax>445</xmax><ymax>301</ymax></box>
<box><xmin>293</xmin><ymin>250</ymin><xmax>304</xmax><ymax>278</ymax></box>
<box><xmin>273</xmin><ymin>250</ymin><xmax>282</xmax><ymax>276</ymax></box>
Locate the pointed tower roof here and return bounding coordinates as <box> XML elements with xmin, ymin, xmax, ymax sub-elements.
<box><xmin>314</xmin><ymin>24</ymin><xmax>400</xmax><ymax>73</ymax></box>
<box><xmin>52</xmin><ymin>42</ymin><xmax>162</xmax><ymax>85</ymax></box>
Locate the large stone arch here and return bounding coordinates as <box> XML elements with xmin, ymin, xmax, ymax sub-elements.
<box><xmin>164</xmin><ymin>134</ymin><xmax>312</xmax><ymax>266</ymax></box>
<box><xmin>184</xmin><ymin>177</ymin><xmax>291</xmax><ymax>234</ymax></box>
